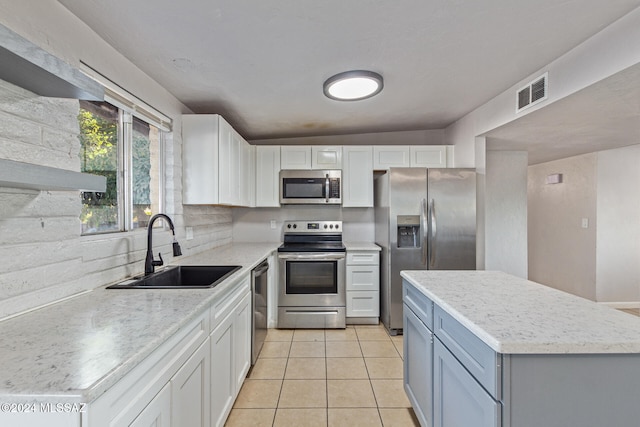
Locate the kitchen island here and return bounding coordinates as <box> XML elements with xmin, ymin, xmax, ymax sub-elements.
<box><xmin>401</xmin><ymin>270</ymin><xmax>640</xmax><ymax>427</ymax></box>
<box><xmin>0</xmin><ymin>242</ymin><xmax>279</xmax><ymax>427</ymax></box>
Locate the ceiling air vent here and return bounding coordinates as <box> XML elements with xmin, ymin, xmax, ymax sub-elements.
<box><xmin>516</xmin><ymin>72</ymin><xmax>548</xmax><ymax>113</ymax></box>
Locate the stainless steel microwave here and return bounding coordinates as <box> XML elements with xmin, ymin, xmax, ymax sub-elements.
<box><xmin>279</xmin><ymin>169</ymin><xmax>342</xmax><ymax>205</ymax></box>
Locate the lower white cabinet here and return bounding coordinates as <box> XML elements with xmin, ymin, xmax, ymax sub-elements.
<box><xmin>171</xmin><ymin>340</ymin><xmax>211</xmax><ymax>427</ymax></box>
<box><xmin>78</xmin><ymin>273</ymin><xmax>253</xmax><ymax>427</ymax></box>
<box><xmin>85</xmin><ymin>311</ymin><xmax>209</xmax><ymax>427</ymax></box>
<box><xmin>346</xmin><ymin>250</ymin><xmax>380</xmax><ymax>322</ymax></box>
<box><xmin>210</xmin><ymin>309</ymin><xmax>235</xmax><ymax>427</ymax></box>
<box><xmin>130</xmin><ymin>383</ymin><xmax>171</xmax><ymax>427</ymax></box>
<box><xmin>210</xmin><ymin>279</ymin><xmax>252</xmax><ymax>427</ymax></box>
<box><xmin>233</xmin><ymin>292</ymin><xmax>252</xmax><ymax>390</ymax></box>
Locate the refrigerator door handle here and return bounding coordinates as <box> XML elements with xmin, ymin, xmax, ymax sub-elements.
<box><xmin>421</xmin><ymin>198</ymin><xmax>429</xmax><ymax>266</ymax></box>
<box><xmin>429</xmin><ymin>198</ymin><xmax>436</xmax><ymax>268</ymax></box>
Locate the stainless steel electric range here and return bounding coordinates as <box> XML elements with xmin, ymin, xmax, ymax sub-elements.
<box><xmin>277</xmin><ymin>220</ymin><xmax>346</xmax><ymax>329</ymax></box>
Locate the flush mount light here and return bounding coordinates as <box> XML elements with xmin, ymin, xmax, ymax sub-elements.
<box><xmin>323</xmin><ymin>70</ymin><xmax>383</xmax><ymax>101</ymax></box>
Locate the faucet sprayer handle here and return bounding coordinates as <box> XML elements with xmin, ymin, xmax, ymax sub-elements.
<box><xmin>173</xmin><ymin>241</ymin><xmax>182</xmax><ymax>257</ymax></box>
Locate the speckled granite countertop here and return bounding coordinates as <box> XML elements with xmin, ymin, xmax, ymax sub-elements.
<box><xmin>0</xmin><ymin>243</ymin><xmax>279</xmax><ymax>403</ymax></box>
<box><xmin>401</xmin><ymin>270</ymin><xmax>640</xmax><ymax>354</ymax></box>
<box><xmin>343</xmin><ymin>242</ymin><xmax>381</xmax><ymax>251</ymax></box>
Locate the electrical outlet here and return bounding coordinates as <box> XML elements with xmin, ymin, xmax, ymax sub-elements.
<box><xmin>186</xmin><ymin>226</ymin><xmax>194</xmax><ymax>240</ymax></box>
<box><xmin>581</xmin><ymin>218</ymin><xmax>589</xmax><ymax>229</ymax></box>
<box><xmin>270</xmin><ymin>220</ymin><xmax>277</xmax><ymax>230</ymax></box>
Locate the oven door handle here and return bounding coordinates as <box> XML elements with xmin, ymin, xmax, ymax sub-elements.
<box><xmin>278</xmin><ymin>253</ymin><xmax>345</xmax><ymax>261</ymax></box>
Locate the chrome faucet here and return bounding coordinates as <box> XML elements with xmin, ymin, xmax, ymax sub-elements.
<box><xmin>145</xmin><ymin>213</ymin><xmax>182</xmax><ymax>275</ymax></box>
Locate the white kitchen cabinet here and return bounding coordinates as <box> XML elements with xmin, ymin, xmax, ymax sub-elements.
<box><xmin>86</xmin><ymin>311</ymin><xmax>209</xmax><ymax>427</ymax></box>
<box><xmin>210</xmin><ymin>310</ymin><xmax>235</xmax><ymax>427</ymax></box>
<box><xmin>171</xmin><ymin>340</ymin><xmax>211</xmax><ymax>427</ymax></box>
<box><xmin>346</xmin><ymin>250</ymin><xmax>380</xmax><ymax>323</ymax></box>
<box><xmin>130</xmin><ymin>383</ymin><xmax>171</xmax><ymax>427</ymax></box>
<box><xmin>255</xmin><ymin>145</ymin><xmax>281</xmax><ymax>207</ymax></box>
<box><xmin>342</xmin><ymin>146</ymin><xmax>373</xmax><ymax>207</ymax></box>
<box><xmin>233</xmin><ymin>292</ymin><xmax>252</xmax><ymax>392</ymax></box>
<box><xmin>240</xmin><ymin>139</ymin><xmax>255</xmax><ymax>207</ymax></box>
<box><xmin>280</xmin><ymin>146</ymin><xmax>312</xmax><ymax>169</ymax></box>
<box><xmin>373</xmin><ymin>145</ymin><xmax>452</xmax><ymax>169</ymax></box>
<box><xmin>210</xmin><ymin>275</ymin><xmax>252</xmax><ymax>427</ymax></box>
<box><xmin>410</xmin><ymin>146</ymin><xmax>447</xmax><ymax>168</ymax></box>
<box><xmin>182</xmin><ymin>114</ymin><xmax>253</xmax><ymax>206</ymax></box>
<box><xmin>373</xmin><ymin>145</ymin><xmax>411</xmax><ymax>169</ymax></box>
<box><xmin>217</xmin><ymin>119</ymin><xmax>237</xmax><ymax>205</ymax></box>
<box><xmin>312</xmin><ymin>145</ymin><xmax>342</xmax><ymax>169</ymax></box>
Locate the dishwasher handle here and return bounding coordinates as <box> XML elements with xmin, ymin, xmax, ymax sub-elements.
<box><xmin>252</xmin><ymin>260</ymin><xmax>269</xmax><ymax>276</ymax></box>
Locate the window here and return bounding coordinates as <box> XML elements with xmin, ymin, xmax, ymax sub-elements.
<box><xmin>79</xmin><ymin>100</ymin><xmax>164</xmax><ymax>235</ymax></box>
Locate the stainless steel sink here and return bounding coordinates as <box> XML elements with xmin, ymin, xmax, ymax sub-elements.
<box><xmin>106</xmin><ymin>265</ymin><xmax>242</xmax><ymax>289</ymax></box>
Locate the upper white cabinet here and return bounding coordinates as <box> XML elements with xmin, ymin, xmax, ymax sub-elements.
<box><xmin>255</xmin><ymin>146</ymin><xmax>281</xmax><ymax>207</ymax></box>
<box><xmin>410</xmin><ymin>146</ymin><xmax>447</xmax><ymax>168</ymax></box>
<box><xmin>182</xmin><ymin>114</ymin><xmax>253</xmax><ymax>206</ymax></box>
<box><xmin>373</xmin><ymin>145</ymin><xmax>451</xmax><ymax>169</ymax></box>
<box><xmin>280</xmin><ymin>146</ymin><xmax>312</xmax><ymax>169</ymax></box>
<box><xmin>312</xmin><ymin>146</ymin><xmax>343</xmax><ymax>169</ymax></box>
<box><xmin>280</xmin><ymin>145</ymin><xmax>343</xmax><ymax>170</ymax></box>
<box><xmin>373</xmin><ymin>145</ymin><xmax>411</xmax><ymax>169</ymax></box>
<box><xmin>240</xmin><ymin>138</ymin><xmax>255</xmax><ymax>207</ymax></box>
<box><xmin>342</xmin><ymin>146</ymin><xmax>373</xmax><ymax>207</ymax></box>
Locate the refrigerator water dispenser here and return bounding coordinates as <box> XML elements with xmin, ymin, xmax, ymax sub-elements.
<box><xmin>397</xmin><ymin>215</ymin><xmax>420</xmax><ymax>248</ymax></box>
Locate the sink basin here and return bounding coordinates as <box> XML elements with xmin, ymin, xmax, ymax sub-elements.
<box><xmin>107</xmin><ymin>265</ymin><xmax>242</xmax><ymax>289</ymax></box>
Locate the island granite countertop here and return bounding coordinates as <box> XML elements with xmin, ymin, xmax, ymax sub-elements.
<box><xmin>0</xmin><ymin>242</ymin><xmax>279</xmax><ymax>404</ymax></box>
<box><xmin>401</xmin><ymin>270</ymin><xmax>640</xmax><ymax>354</ymax></box>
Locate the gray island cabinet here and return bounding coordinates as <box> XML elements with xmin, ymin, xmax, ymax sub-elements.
<box><xmin>401</xmin><ymin>270</ymin><xmax>640</xmax><ymax>427</ymax></box>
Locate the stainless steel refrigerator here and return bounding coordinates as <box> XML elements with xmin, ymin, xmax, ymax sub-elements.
<box><xmin>374</xmin><ymin>168</ymin><xmax>476</xmax><ymax>334</ymax></box>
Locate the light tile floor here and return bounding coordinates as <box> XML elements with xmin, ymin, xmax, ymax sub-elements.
<box><xmin>225</xmin><ymin>323</ymin><xmax>420</xmax><ymax>427</ymax></box>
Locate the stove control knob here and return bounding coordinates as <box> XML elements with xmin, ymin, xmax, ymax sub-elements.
<box><xmin>287</xmin><ymin>224</ymin><xmax>292</xmax><ymax>229</ymax></box>
<box><xmin>335</xmin><ymin>223</ymin><xmax>339</xmax><ymax>229</ymax></box>
<box><xmin>330</xmin><ymin>224</ymin><xmax>334</xmax><ymax>229</ymax></box>
<box><xmin>324</xmin><ymin>224</ymin><xmax>328</xmax><ymax>229</ymax></box>
<box><xmin>293</xmin><ymin>224</ymin><xmax>297</xmax><ymax>229</ymax></box>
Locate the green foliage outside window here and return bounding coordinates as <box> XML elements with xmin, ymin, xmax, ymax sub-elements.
<box><xmin>79</xmin><ymin>101</ymin><xmax>160</xmax><ymax>234</ymax></box>
<box><xmin>79</xmin><ymin>103</ymin><xmax>119</xmax><ymax>233</ymax></box>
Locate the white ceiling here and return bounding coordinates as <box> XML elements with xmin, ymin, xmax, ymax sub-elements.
<box><xmin>58</xmin><ymin>0</ymin><xmax>640</xmax><ymax>162</ymax></box>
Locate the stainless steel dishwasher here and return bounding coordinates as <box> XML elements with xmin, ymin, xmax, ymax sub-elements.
<box><xmin>251</xmin><ymin>259</ymin><xmax>269</xmax><ymax>365</ymax></box>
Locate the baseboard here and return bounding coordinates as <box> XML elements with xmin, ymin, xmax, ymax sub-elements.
<box><xmin>598</xmin><ymin>301</ymin><xmax>640</xmax><ymax>310</ymax></box>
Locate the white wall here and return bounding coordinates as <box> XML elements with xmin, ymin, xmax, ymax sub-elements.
<box><xmin>484</xmin><ymin>150</ymin><xmax>528</xmax><ymax>278</ymax></box>
<box><xmin>0</xmin><ymin>2</ymin><xmax>232</xmax><ymax>318</ymax></box>
<box><xmin>527</xmin><ymin>153</ymin><xmax>598</xmax><ymax>300</ymax></box>
<box><xmin>596</xmin><ymin>144</ymin><xmax>640</xmax><ymax>303</ymax></box>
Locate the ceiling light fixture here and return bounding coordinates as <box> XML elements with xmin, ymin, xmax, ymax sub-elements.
<box><xmin>323</xmin><ymin>70</ymin><xmax>383</xmax><ymax>101</ymax></box>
